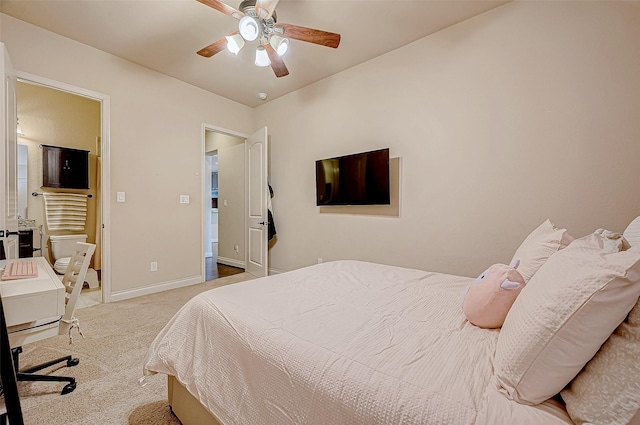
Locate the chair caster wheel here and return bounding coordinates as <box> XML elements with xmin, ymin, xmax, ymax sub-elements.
<box><xmin>67</xmin><ymin>358</ymin><xmax>80</xmax><ymax>367</ymax></box>
<box><xmin>61</xmin><ymin>381</ymin><xmax>76</xmax><ymax>395</ymax></box>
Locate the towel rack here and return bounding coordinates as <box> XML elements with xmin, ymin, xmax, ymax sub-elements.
<box><xmin>32</xmin><ymin>192</ymin><xmax>93</xmax><ymax>198</ymax></box>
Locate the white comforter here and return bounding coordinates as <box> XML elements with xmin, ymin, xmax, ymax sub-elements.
<box><xmin>143</xmin><ymin>260</ymin><xmax>573</xmax><ymax>425</ymax></box>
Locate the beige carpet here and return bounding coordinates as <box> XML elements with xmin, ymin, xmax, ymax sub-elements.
<box><xmin>15</xmin><ymin>272</ymin><xmax>253</xmax><ymax>425</ymax></box>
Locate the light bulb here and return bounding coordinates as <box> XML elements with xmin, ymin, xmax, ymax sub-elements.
<box><xmin>255</xmin><ymin>46</ymin><xmax>271</xmax><ymax>67</ymax></box>
<box><xmin>225</xmin><ymin>34</ymin><xmax>245</xmax><ymax>55</ymax></box>
<box><xmin>269</xmin><ymin>36</ymin><xmax>289</xmax><ymax>57</ymax></box>
<box><xmin>238</xmin><ymin>16</ymin><xmax>260</xmax><ymax>42</ymax></box>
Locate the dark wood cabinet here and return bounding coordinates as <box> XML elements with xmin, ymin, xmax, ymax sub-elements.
<box><xmin>18</xmin><ymin>230</ymin><xmax>33</xmax><ymax>258</ymax></box>
<box><xmin>42</xmin><ymin>145</ymin><xmax>89</xmax><ymax>190</ymax></box>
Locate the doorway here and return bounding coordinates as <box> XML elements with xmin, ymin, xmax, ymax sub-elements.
<box><xmin>16</xmin><ymin>72</ymin><xmax>111</xmax><ymax>303</ymax></box>
<box><xmin>204</xmin><ymin>151</ymin><xmax>219</xmax><ymax>278</ymax></box>
<box><xmin>203</xmin><ymin>127</ymin><xmax>246</xmax><ymax>281</ymax></box>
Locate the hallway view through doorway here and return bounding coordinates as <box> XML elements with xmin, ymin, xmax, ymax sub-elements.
<box><xmin>205</xmin><ymin>241</ymin><xmax>244</xmax><ymax>281</ymax></box>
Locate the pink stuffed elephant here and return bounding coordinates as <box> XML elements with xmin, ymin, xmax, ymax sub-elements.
<box><xmin>462</xmin><ymin>260</ymin><xmax>525</xmax><ymax>329</ymax></box>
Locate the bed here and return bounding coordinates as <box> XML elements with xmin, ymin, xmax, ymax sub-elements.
<box><xmin>143</xmin><ymin>217</ymin><xmax>640</xmax><ymax>425</ymax></box>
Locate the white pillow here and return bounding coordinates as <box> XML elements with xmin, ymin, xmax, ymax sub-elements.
<box><xmin>494</xmin><ymin>231</ymin><xmax>640</xmax><ymax>405</ymax></box>
<box><xmin>561</xmin><ymin>297</ymin><xmax>640</xmax><ymax>424</ymax></box>
<box><xmin>509</xmin><ymin>219</ymin><xmax>573</xmax><ymax>283</ymax></box>
<box><xmin>623</xmin><ymin>216</ymin><xmax>640</xmax><ymax>247</ymax></box>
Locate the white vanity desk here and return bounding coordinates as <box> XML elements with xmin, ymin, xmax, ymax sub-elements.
<box><xmin>0</xmin><ymin>257</ymin><xmax>65</xmax><ymax>329</ymax></box>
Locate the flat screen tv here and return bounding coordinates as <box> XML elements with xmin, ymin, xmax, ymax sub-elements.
<box><xmin>316</xmin><ymin>148</ymin><xmax>390</xmax><ymax>206</ymax></box>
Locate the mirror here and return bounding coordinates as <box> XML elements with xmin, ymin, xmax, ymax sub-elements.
<box><xmin>17</xmin><ymin>144</ymin><xmax>28</xmax><ymax>219</ymax></box>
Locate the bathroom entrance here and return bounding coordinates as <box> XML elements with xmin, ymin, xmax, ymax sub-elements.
<box><xmin>16</xmin><ymin>76</ymin><xmax>109</xmax><ymax>306</ymax></box>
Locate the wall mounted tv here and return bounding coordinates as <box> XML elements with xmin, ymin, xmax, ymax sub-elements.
<box><xmin>316</xmin><ymin>148</ymin><xmax>390</xmax><ymax>206</ymax></box>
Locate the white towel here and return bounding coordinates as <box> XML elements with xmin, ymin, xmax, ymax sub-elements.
<box><xmin>43</xmin><ymin>193</ymin><xmax>88</xmax><ymax>231</ymax></box>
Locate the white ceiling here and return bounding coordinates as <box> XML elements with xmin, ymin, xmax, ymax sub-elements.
<box><xmin>1</xmin><ymin>0</ymin><xmax>508</xmax><ymax>107</ymax></box>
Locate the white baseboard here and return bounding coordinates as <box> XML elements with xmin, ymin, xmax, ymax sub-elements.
<box><xmin>218</xmin><ymin>256</ymin><xmax>283</xmax><ymax>275</ymax></box>
<box><xmin>110</xmin><ymin>275</ymin><xmax>202</xmax><ymax>302</ymax></box>
<box><xmin>217</xmin><ymin>256</ymin><xmax>245</xmax><ymax>269</ymax></box>
<box><xmin>107</xmin><ymin>263</ymin><xmax>281</xmax><ymax>302</ymax></box>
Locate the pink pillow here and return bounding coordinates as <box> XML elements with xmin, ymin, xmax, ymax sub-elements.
<box><xmin>462</xmin><ymin>261</ymin><xmax>525</xmax><ymax>329</ymax></box>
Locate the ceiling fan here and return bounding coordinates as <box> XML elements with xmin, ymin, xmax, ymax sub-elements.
<box><xmin>196</xmin><ymin>0</ymin><xmax>341</xmax><ymax>78</ymax></box>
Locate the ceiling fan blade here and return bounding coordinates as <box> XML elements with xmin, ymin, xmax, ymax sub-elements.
<box><xmin>255</xmin><ymin>0</ymin><xmax>279</xmax><ymax>20</ymax></box>
<box><xmin>277</xmin><ymin>23</ymin><xmax>341</xmax><ymax>49</ymax></box>
<box><xmin>196</xmin><ymin>0</ymin><xmax>245</xmax><ymax>19</ymax></box>
<box><xmin>197</xmin><ymin>32</ymin><xmax>234</xmax><ymax>57</ymax></box>
<box><xmin>265</xmin><ymin>44</ymin><xmax>289</xmax><ymax>78</ymax></box>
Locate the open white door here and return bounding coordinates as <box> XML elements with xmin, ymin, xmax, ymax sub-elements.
<box><xmin>0</xmin><ymin>43</ymin><xmax>19</xmax><ymax>259</ymax></box>
<box><xmin>246</xmin><ymin>126</ymin><xmax>268</xmax><ymax>277</ymax></box>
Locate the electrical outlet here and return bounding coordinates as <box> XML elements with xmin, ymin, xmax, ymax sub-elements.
<box><xmin>318</xmin><ymin>258</ymin><xmax>323</xmax><ymax>264</ymax></box>
<box><xmin>180</xmin><ymin>195</ymin><xmax>190</xmax><ymax>204</ymax></box>
<box><xmin>150</xmin><ymin>261</ymin><xmax>158</xmax><ymax>272</ymax></box>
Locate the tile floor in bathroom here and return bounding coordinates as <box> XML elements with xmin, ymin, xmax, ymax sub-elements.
<box><xmin>77</xmin><ymin>286</ymin><xmax>102</xmax><ymax>309</ymax></box>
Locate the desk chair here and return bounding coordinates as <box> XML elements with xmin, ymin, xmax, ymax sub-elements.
<box><xmin>7</xmin><ymin>242</ymin><xmax>96</xmax><ymax>395</ymax></box>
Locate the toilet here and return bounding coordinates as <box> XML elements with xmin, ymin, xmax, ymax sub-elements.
<box><xmin>49</xmin><ymin>234</ymin><xmax>99</xmax><ymax>289</ymax></box>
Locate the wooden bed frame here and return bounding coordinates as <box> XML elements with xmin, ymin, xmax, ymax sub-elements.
<box><xmin>168</xmin><ymin>375</ymin><xmax>222</xmax><ymax>425</ymax></box>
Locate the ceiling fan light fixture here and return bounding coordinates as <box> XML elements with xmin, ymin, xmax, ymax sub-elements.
<box><xmin>225</xmin><ymin>34</ymin><xmax>245</xmax><ymax>55</ymax></box>
<box><xmin>255</xmin><ymin>46</ymin><xmax>271</xmax><ymax>67</ymax></box>
<box><xmin>238</xmin><ymin>16</ymin><xmax>260</xmax><ymax>41</ymax></box>
<box><xmin>196</xmin><ymin>0</ymin><xmax>341</xmax><ymax>78</ymax></box>
<box><xmin>270</xmin><ymin>36</ymin><xmax>289</xmax><ymax>57</ymax></box>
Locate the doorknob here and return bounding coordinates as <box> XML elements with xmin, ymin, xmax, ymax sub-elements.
<box><xmin>258</xmin><ymin>221</ymin><xmax>270</xmax><ymax>226</ymax></box>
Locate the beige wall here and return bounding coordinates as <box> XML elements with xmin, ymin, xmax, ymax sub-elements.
<box><xmin>3</xmin><ymin>1</ymin><xmax>640</xmax><ymax>294</ymax></box>
<box><xmin>1</xmin><ymin>14</ymin><xmax>254</xmax><ymax>296</ymax></box>
<box><xmin>217</xmin><ymin>142</ymin><xmax>245</xmax><ymax>264</ymax></box>
<box><xmin>205</xmin><ymin>131</ymin><xmax>245</xmax><ymax>266</ymax></box>
<box><xmin>255</xmin><ymin>1</ymin><xmax>640</xmax><ymax>277</ymax></box>
<box><xmin>17</xmin><ymin>82</ymin><xmax>100</xmax><ymax>262</ymax></box>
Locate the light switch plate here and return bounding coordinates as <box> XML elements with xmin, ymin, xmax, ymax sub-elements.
<box><xmin>117</xmin><ymin>192</ymin><xmax>125</xmax><ymax>202</ymax></box>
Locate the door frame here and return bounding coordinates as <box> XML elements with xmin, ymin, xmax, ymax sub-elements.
<box><xmin>16</xmin><ymin>71</ymin><xmax>112</xmax><ymax>303</ymax></box>
<box><xmin>201</xmin><ymin>123</ymin><xmax>249</xmax><ymax>280</ymax></box>
<box><xmin>1</xmin><ymin>44</ymin><xmax>18</xmax><ymax>259</ymax></box>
